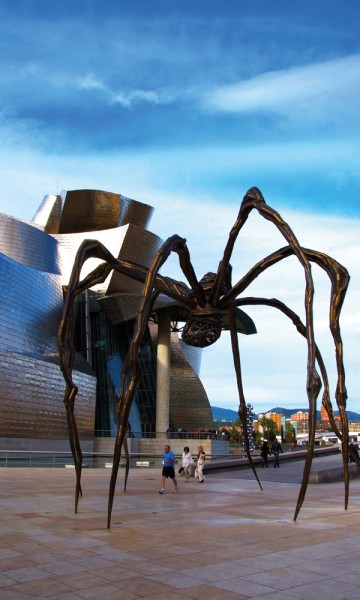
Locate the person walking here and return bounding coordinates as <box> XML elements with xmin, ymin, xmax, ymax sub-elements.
<box><xmin>197</xmin><ymin>445</ymin><xmax>206</xmax><ymax>483</ymax></box>
<box><xmin>260</xmin><ymin>440</ymin><xmax>270</xmax><ymax>468</ymax></box>
<box><xmin>159</xmin><ymin>444</ymin><xmax>178</xmax><ymax>493</ymax></box>
<box><xmin>271</xmin><ymin>438</ymin><xmax>283</xmax><ymax>468</ymax></box>
<box><xmin>349</xmin><ymin>440</ymin><xmax>357</xmax><ymax>463</ymax></box>
<box><xmin>181</xmin><ymin>446</ymin><xmax>193</xmax><ymax>482</ymax></box>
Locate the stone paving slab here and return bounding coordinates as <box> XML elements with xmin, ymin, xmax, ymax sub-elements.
<box><xmin>0</xmin><ymin>460</ymin><xmax>360</xmax><ymax>599</ymax></box>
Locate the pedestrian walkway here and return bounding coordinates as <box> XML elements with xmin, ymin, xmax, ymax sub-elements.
<box><xmin>210</xmin><ymin>449</ymin><xmax>348</xmax><ymax>484</ymax></box>
<box><xmin>0</xmin><ymin>458</ymin><xmax>360</xmax><ymax>599</ymax></box>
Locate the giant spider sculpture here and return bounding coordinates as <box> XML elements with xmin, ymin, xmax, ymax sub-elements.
<box><xmin>58</xmin><ymin>187</ymin><xmax>354</xmax><ymax>529</ymax></box>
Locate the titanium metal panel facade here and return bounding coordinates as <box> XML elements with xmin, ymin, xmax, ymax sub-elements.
<box><xmin>0</xmin><ymin>213</ymin><xmax>62</xmax><ymax>274</ymax></box>
<box><xmin>0</xmin><ymin>350</ymin><xmax>95</xmax><ymax>439</ymax></box>
<box><xmin>170</xmin><ymin>333</ymin><xmax>213</xmax><ymax>431</ymax></box>
<box><xmin>0</xmin><ymin>236</ymin><xmax>96</xmax><ymax>440</ymax></box>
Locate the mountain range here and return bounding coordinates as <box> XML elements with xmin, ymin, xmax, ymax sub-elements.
<box><xmin>211</xmin><ymin>406</ymin><xmax>360</xmax><ymax>422</ymax></box>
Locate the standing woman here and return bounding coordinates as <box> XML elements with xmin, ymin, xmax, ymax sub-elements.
<box><xmin>181</xmin><ymin>446</ymin><xmax>193</xmax><ymax>482</ymax></box>
<box><xmin>197</xmin><ymin>446</ymin><xmax>206</xmax><ymax>483</ymax></box>
<box><xmin>271</xmin><ymin>438</ymin><xmax>283</xmax><ymax>468</ymax></box>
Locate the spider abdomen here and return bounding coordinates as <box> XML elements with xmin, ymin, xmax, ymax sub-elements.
<box><xmin>181</xmin><ymin>308</ymin><xmax>223</xmax><ymax>348</ymax></box>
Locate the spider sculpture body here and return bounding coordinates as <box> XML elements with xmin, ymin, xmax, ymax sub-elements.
<box><xmin>58</xmin><ymin>187</ymin><xmax>354</xmax><ymax>529</ymax></box>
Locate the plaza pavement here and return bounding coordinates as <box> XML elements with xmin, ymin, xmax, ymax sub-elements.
<box><xmin>0</xmin><ymin>454</ymin><xmax>360</xmax><ymax>600</ymax></box>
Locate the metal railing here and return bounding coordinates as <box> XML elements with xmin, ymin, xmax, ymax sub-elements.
<box><xmin>0</xmin><ymin>449</ymin><xmax>245</xmax><ymax>469</ymax></box>
<box><xmin>0</xmin><ymin>444</ymin><xmax>340</xmax><ymax>470</ymax></box>
<box><xmin>93</xmin><ymin>429</ymin><xmax>228</xmax><ymax>440</ymax></box>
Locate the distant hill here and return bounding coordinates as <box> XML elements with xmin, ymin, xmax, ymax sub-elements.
<box><xmin>211</xmin><ymin>406</ymin><xmax>239</xmax><ymax>422</ymax></box>
<box><xmin>211</xmin><ymin>405</ymin><xmax>360</xmax><ymax>422</ymax></box>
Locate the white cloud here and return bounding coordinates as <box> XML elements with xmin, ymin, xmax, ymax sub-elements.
<box><xmin>77</xmin><ymin>72</ymin><xmax>107</xmax><ymax>92</ymax></box>
<box><xmin>75</xmin><ymin>72</ymin><xmax>178</xmax><ymax>108</ymax></box>
<box><xmin>111</xmin><ymin>89</ymin><xmax>161</xmax><ymax>107</ymax></box>
<box><xmin>205</xmin><ymin>54</ymin><xmax>360</xmax><ymax>118</ymax></box>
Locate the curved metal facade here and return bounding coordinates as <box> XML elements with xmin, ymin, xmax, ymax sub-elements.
<box><xmin>0</xmin><ymin>213</ymin><xmax>62</xmax><ymax>274</ymax></box>
<box><xmin>0</xmin><ymin>188</ymin><xmax>214</xmax><ymax>444</ymax></box>
<box><xmin>170</xmin><ymin>334</ymin><xmax>213</xmax><ymax>431</ymax></box>
<box><xmin>0</xmin><ymin>240</ymin><xmax>96</xmax><ymax>440</ymax></box>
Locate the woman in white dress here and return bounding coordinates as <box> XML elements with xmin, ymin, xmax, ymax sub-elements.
<box><xmin>181</xmin><ymin>446</ymin><xmax>193</xmax><ymax>482</ymax></box>
<box><xmin>197</xmin><ymin>446</ymin><xmax>206</xmax><ymax>483</ymax></box>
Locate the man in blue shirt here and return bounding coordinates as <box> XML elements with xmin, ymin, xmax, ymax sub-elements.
<box><xmin>159</xmin><ymin>444</ymin><xmax>178</xmax><ymax>493</ymax></box>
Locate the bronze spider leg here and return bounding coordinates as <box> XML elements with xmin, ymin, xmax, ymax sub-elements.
<box><xmin>235</xmin><ymin>295</ymin><xmax>358</xmax><ymax>515</ymax></box>
<box><xmin>107</xmin><ymin>235</ymin><xmax>207</xmax><ymax>527</ymax></box>
<box><xmin>107</xmin><ymin>237</ymin><xmax>209</xmax><ymax>525</ymax></box>
<box><xmin>220</xmin><ymin>243</ymin><xmax>350</xmax><ymax>518</ymax></box>
<box><xmin>59</xmin><ymin>241</ymin><xmax>148</xmax><ymax>510</ymax></box>
<box><xmin>234</xmin><ymin>297</ymin><xmax>335</xmax><ymax>518</ymax></box>
<box><xmin>212</xmin><ymin>187</ymin><xmax>318</xmax><ymax>507</ymax></box>
<box><xmin>58</xmin><ymin>238</ymin><xmax>193</xmax><ymax>514</ymax></box>
<box><xmin>305</xmin><ymin>249</ymin><xmax>352</xmax><ymax>497</ymax></box>
<box><xmin>220</xmin><ymin>243</ymin><xmax>349</xmax><ymax>423</ymax></box>
<box><xmin>58</xmin><ymin>244</ymin><xmax>114</xmax><ymax>512</ymax></box>
<box><xmin>210</xmin><ymin>187</ymin><xmax>317</xmax><ymax>402</ymax></box>
<box><xmin>228</xmin><ymin>307</ymin><xmax>263</xmax><ymax>490</ymax></box>
<box><xmin>110</xmin><ymin>288</ymin><xmax>160</xmax><ymax>505</ymax></box>
<box><xmin>232</xmin><ymin>188</ymin><xmax>319</xmax><ymax>403</ymax></box>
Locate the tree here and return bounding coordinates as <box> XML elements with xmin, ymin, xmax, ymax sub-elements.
<box><xmin>285</xmin><ymin>421</ymin><xmax>296</xmax><ymax>444</ymax></box>
<box><xmin>258</xmin><ymin>416</ymin><xmax>279</xmax><ymax>443</ymax></box>
<box><xmin>227</xmin><ymin>426</ymin><xmax>242</xmax><ymax>444</ymax></box>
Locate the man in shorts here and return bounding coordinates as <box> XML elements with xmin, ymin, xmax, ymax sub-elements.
<box><xmin>159</xmin><ymin>444</ymin><xmax>179</xmax><ymax>494</ymax></box>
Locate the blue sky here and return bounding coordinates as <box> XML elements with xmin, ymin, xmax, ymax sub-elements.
<box><xmin>0</xmin><ymin>0</ymin><xmax>359</xmax><ymax>415</ymax></box>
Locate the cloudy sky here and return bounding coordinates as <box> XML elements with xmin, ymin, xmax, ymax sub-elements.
<box><xmin>0</xmin><ymin>0</ymin><xmax>359</xmax><ymax>415</ymax></box>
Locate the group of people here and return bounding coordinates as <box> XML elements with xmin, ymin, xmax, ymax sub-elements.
<box><xmin>159</xmin><ymin>444</ymin><xmax>206</xmax><ymax>494</ymax></box>
<box><xmin>159</xmin><ymin>438</ymin><xmax>284</xmax><ymax>493</ymax></box>
<box><xmin>166</xmin><ymin>427</ymin><xmax>223</xmax><ymax>440</ymax></box>
<box><xmin>260</xmin><ymin>438</ymin><xmax>283</xmax><ymax>468</ymax></box>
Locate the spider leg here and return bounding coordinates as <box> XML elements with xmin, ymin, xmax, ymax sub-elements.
<box><xmin>228</xmin><ymin>307</ymin><xmax>262</xmax><ymax>490</ymax></box>
<box><xmin>215</xmin><ymin>188</ymin><xmax>317</xmax><ymax>519</ymax></box>
<box><xmin>236</xmin><ymin>295</ymin><xmax>358</xmax><ymax>515</ymax></box>
<box><xmin>114</xmin><ymin>350</ymin><xmax>132</xmax><ymax>496</ymax></box>
<box><xmin>223</xmin><ymin>243</ymin><xmax>350</xmax><ymax>507</ymax></box>
<box><xmin>110</xmin><ymin>288</ymin><xmax>159</xmax><ymax>506</ymax></box>
<box><xmin>235</xmin><ymin>297</ymin><xmax>347</xmax><ymax>442</ymax></box>
<box><xmin>233</xmin><ymin>296</ymin><xmax>326</xmax><ymax>519</ymax></box>
<box><xmin>307</xmin><ymin>249</ymin><xmax>352</xmax><ymax>508</ymax></box>
<box><xmin>107</xmin><ymin>234</ymin><xmax>198</xmax><ymax>528</ymax></box>
<box><xmin>220</xmin><ymin>242</ymin><xmax>350</xmax><ymax>518</ymax></box>
<box><xmin>229</xmin><ymin>188</ymin><xmax>317</xmax><ymax>377</ymax></box>
<box><xmin>58</xmin><ymin>241</ymin><xmax>157</xmax><ymax>511</ymax></box>
<box><xmin>214</xmin><ymin>188</ymin><xmax>318</xmax><ymax>456</ymax></box>
<box><xmin>175</xmin><ymin>240</ymin><xmax>206</xmax><ymax>306</ymax></box>
<box><xmin>58</xmin><ymin>245</ymin><xmax>114</xmax><ymax>512</ymax></box>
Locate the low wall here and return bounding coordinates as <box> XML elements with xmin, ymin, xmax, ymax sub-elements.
<box><xmin>132</xmin><ymin>438</ymin><xmax>228</xmax><ymax>458</ymax></box>
<box><xmin>94</xmin><ymin>437</ymin><xmax>228</xmax><ymax>458</ymax></box>
<box><xmin>309</xmin><ymin>462</ymin><xmax>360</xmax><ymax>483</ymax></box>
<box><xmin>0</xmin><ymin>437</ymin><xmax>94</xmax><ymax>453</ymax></box>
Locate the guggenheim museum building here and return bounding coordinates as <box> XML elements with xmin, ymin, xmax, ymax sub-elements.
<box><xmin>0</xmin><ymin>189</ymin><xmax>255</xmax><ymax>452</ymax></box>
